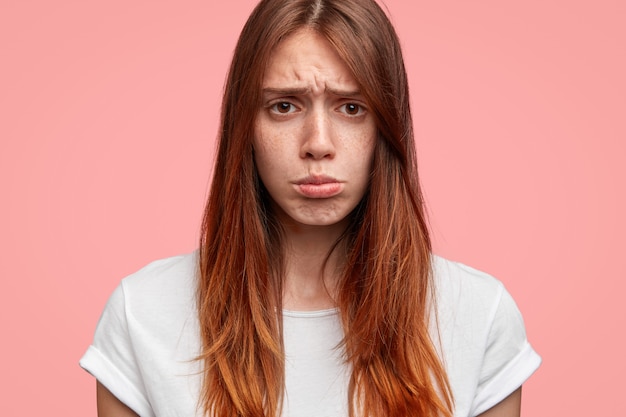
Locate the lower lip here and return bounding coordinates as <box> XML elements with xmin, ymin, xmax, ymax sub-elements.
<box><xmin>296</xmin><ymin>182</ymin><xmax>343</xmax><ymax>198</ymax></box>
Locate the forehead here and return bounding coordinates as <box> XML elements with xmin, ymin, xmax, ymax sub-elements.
<box><xmin>262</xmin><ymin>28</ymin><xmax>359</xmax><ymax>92</ymax></box>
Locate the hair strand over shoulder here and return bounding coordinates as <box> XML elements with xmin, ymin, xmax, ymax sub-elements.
<box><xmin>198</xmin><ymin>1</ymin><xmax>453</xmax><ymax>416</ymax></box>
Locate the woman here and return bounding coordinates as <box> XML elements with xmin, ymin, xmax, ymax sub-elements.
<box><xmin>81</xmin><ymin>0</ymin><xmax>541</xmax><ymax>416</ymax></box>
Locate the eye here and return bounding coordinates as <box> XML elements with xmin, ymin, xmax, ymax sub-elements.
<box><xmin>339</xmin><ymin>102</ymin><xmax>365</xmax><ymax>116</ymax></box>
<box><xmin>270</xmin><ymin>101</ymin><xmax>297</xmax><ymax>114</ymax></box>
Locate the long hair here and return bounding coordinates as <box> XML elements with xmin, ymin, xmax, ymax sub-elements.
<box><xmin>198</xmin><ymin>0</ymin><xmax>453</xmax><ymax>416</ymax></box>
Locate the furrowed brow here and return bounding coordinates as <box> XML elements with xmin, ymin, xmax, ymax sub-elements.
<box><xmin>261</xmin><ymin>87</ymin><xmax>363</xmax><ymax>98</ymax></box>
<box><xmin>325</xmin><ymin>87</ymin><xmax>362</xmax><ymax>98</ymax></box>
<box><xmin>262</xmin><ymin>87</ymin><xmax>310</xmax><ymax>96</ymax></box>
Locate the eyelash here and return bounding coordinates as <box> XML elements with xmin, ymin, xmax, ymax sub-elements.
<box><xmin>339</xmin><ymin>103</ymin><xmax>365</xmax><ymax>116</ymax></box>
<box><xmin>267</xmin><ymin>101</ymin><xmax>366</xmax><ymax>117</ymax></box>
<box><xmin>269</xmin><ymin>101</ymin><xmax>297</xmax><ymax>114</ymax></box>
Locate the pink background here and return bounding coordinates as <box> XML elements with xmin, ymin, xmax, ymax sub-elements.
<box><xmin>1</xmin><ymin>0</ymin><xmax>624</xmax><ymax>415</ymax></box>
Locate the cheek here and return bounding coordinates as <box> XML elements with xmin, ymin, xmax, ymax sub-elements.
<box><xmin>253</xmin><ymin>146</ymin><xmax>275</xmax><ymax>182</ymax></box>
<box><xmin>254</xmin><ymin>122</ymin><xmax>299</xmax><ymax>172</ymax></box>
<box><xmin>253</xmin><ymin>133</ymin><xmax>289</xmax><ymax>191</ymax></box>
<box><xmin>350</xmin><ymin>127</ymin><xmax>377</xmax><ymax>172</ymax></box>
<box><xmin>253</xmin><ymin>125</ymin><xmax>274</xmax><ymax>171</ymax></box>
<box><xmin>253</xmin><ymin>119</ymin><xmax>285</xmax><ymax>156</ymax></box>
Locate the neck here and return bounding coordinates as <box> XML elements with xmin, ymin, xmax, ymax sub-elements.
<box><xmin>281</xmin><ymin>219</ymin><xmax>348</xmax><ymax>311</ymax></box>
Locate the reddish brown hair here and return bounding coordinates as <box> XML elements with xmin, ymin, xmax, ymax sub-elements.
<box><xmin>198</xmin><ymin>0</ymin><xmax>453</xmax><ymax>416</ymax></box>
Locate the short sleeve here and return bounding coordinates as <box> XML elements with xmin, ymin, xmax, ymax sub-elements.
<box><xmin>79</xmin><ymin>283</ymin><xmax>155</xmax><ymax>417</ymax></box>
<box><xmin>469</xmin><ymin>284</ymin><xmax>542</xmax><ymax>415</ymax></box>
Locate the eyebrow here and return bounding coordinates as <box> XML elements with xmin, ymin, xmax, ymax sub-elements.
<box><xmin>261</xmin><ymin>87</ymin><xmax>362</xmax><ymax>97</ymax></box>
<box><xmin>326</xmin><ymin>87</ymin><xmax>362</xmax><ymax>98</ymax></box>
<box><xmin>262</xmin><ymin>87</ymin><xmax>309</xmax><ymax>96</ymax></box>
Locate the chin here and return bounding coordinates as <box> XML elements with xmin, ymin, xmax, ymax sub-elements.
<box><xmin>271</xmin><ymin>199</ymin><xmax>355</xmax><ymax>229</ymax></box>
<box><xmin>290</xmin><ymin>212</ymin><xmax>352</xmax><ymax>228</ymax></box>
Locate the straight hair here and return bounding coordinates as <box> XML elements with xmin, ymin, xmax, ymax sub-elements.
<box><xmin>198</xmin><ymin>0</ymin><xmax>453</xmax><ymax>415</ymax></box>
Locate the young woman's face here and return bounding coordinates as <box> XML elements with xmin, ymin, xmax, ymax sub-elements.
<box><xmin>253</xmin><ymin>29</ymin><xmax>377</xmax><ymax>230</ymax></box>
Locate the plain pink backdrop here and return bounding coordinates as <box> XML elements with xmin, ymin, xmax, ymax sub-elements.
<box><xmin>1</xmin><ymin>0</ymin><xmax>624</xmax><ymax>415</ymax></box>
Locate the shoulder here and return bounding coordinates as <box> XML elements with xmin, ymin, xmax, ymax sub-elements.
<box><xmin>430</xmin><ymin>254</ymin><xmax>524</xmax><ymax>347</ymax></box>
<box><xmin>81</xmin><ymin>252</ymin><xmax>202</xmax><ymax>416</ymax></box>
<box><xmin>91</xmin><ymin>251</ymin><xmax>199</xmax><ymax>342</ymax></box>
<box><xmin>430</xmin><ymin>255</ymin><xmax>541</xmax><ymax>416</ymax></box>
<box><xmin>120</xmin><ymin>251</ymin><xmax>198</xmax><ymax>292</ymax></box>
<box><xmin>431</xmin><ymin>255</ymin><xmax>508</xmax><ymax>325</ymax></box>
<box><xmin>431</xmin><ymin>255</ymin><xmax>504</xmax><ymax>301</ymax></box>
<box><xmin>115</xmin><ymin>251</ymin><xmax>199</xmax><ymax>328</ymax></box>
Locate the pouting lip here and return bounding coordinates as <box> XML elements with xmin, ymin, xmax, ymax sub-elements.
<box><xmin>294</xmin><ymin>175</ymin><xmax>341</xmax><ymax>185</ymax></box>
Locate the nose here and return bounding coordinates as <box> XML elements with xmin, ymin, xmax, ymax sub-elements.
<box><xmin>300</xmin><ymin>108</ymin><xmax>335</xmax><ymax>160</ymax></box>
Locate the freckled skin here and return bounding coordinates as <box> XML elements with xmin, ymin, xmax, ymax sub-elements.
<box><xmin>253</xmin><ymin>29</ymin><xmax>377</xmax><ymax>231</ymax></box>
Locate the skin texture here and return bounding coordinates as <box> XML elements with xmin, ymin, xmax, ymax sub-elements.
<box><xmin>96</xmin><ymin>381</ymin><xmax>138</xmax><ymax>417</ymax></box>
<box><xmin>253</xmin><ymin>29</ymin><xmax>377</xmax><ymax>231</ymax></box>
<box><xmin>253</xmin><ymin>29</ymin><xmax>377</xmax><ymax>310</ymax></box>
<box><xmin>477</xmin><ymin>387</ymin><xmax>522</xmax><ymax>417</ymax></box>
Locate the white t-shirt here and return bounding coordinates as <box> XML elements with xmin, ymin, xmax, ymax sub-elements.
<box><xmin>80</xmin><ymin>253</ymin><xmax>541</xmax><ymax>417</ymax></box>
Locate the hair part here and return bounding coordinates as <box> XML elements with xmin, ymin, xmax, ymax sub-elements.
<box><xmin>198</xmin><ymin>1</ymin><xmax>453</xmax><ymax>416</ymax></box>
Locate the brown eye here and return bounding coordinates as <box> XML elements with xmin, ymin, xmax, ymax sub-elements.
<box><xmin>346</xmin><ymin>103</ymin><xmax>359</xmax><ymax>114</ymax></box>
<box><xmin>272</xmin><ymin>102</ymin><xmax>295</xmax><ymax>114</ymax></box>
<box><xmin>340</xmin><ymin>103</ymin><xmax>364</xmax><ymax>116</ymax></box>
